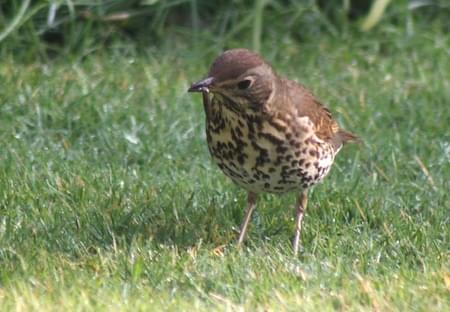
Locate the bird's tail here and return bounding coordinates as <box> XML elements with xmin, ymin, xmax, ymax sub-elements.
<box><xmin>337</xmin><ymin>129</ymin><xmax>360</xmax><ymax>144</ymax></box>
<box><xmin>331</xmin><ymin>129</ymin><xmax>361</xmax><ymax>151</ymax></box>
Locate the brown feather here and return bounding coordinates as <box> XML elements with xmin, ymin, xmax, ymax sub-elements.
<box><xmin>273</xmin><ymin>78</ymin><xmax>353</xmax><ymax>145</ymax></box>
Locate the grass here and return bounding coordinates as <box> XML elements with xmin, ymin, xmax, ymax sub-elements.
<box><xmin>0</xmin><ymin>21</ymin><xmax>449</xmax><ymax>311</ymax></box>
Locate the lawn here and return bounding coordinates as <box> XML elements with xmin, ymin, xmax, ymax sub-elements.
<box><xmin>0</xmin><ymin>17</ymin><xmax>449</xmax><ymax>311</ymax></box>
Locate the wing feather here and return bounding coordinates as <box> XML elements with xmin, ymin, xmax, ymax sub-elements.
<box><xmin>271</xmin><ymin>79</ymin><xmax>359</xmax><ymax>148</ymax></box>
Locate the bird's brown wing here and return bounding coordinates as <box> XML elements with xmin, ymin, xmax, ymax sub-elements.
<box><xmin>302</xmin><ymin>99</ymin><xmax>339</xmax><ymax>141</ymax></box>
<box><xmin>285</xmin><ymin>80</ymin><xmax>339</xmax><ymax>140</ymax></box>
<box><xmin>281</xmin><ymin>80</ymin><xmax>358</xmax><ymax>148</ymax></box>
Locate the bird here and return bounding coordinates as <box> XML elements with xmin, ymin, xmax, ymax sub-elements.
<box><xmin>188</xmin><ymin>48</ymin><xmax>358</xmax><ymax>255</ymax></box>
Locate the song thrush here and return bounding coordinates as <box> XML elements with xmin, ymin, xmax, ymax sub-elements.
<box><xmin>188</xmin><ymin>49</ymin><xmax>358</xmax><ymax>255</ymax></box>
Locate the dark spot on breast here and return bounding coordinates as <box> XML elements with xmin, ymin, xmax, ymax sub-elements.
<box><xmin>234</xmin><ymin>126</ymin><xmax>243</xmax><ymax>137</ymax></box>
<box><xmin>247</xmin><ymin>119</ymin><xmax>255</xmax><ymax>134</ymax></box>
<box><xmin>260</xmin><ymin>172</ymin><xmax>270</xmax><ymax>179</ymax></box>
<box><xmin>275</xmin><ymin>155</ymin><xmax>283</xmax><ymax>166</ymax></box>
<box><xmin>237</xmin><ymin>154</ymin><xmax>246</xmax><ymax>165</ymax></box>
<box><xmin>276</xmin><ymin>145</ymin><xmax>288</xmax><ymax>154</ymax></box>
<box><xmin>260</xmin><ymin>132</ymin><xmax>284</xmax><ymax>146</ymax></box>
<box><xmin>231</xmin><ymin>128</ymin><xmax>247</xmax><ymax>151</ymax></box>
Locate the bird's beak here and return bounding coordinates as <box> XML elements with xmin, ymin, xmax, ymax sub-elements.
<box><xmin>188</xmin><ymin>77</ymin><xmax>214</xmax><ymax>93</ymax></box>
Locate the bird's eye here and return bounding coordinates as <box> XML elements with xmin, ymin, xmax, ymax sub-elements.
<box><xmin>237</xmin><ymin>79</ymin><xmax>252</xmax><ymax>90</ymax></box>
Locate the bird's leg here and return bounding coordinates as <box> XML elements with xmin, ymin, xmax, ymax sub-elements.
<box><xmin>293</xmin><ymin>190</ymin><xmax>308</xmax><ymax>255</ymax></box>
<box><xmin>237</xmin><ymin>192</ymin><xmax>257</xmax><ymax>246</ymax></box>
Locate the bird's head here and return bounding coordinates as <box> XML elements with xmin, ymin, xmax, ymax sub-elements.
<box><xmin>188</xmin><ymin>49</ymin><xmax>276</xmax><ymax>110</ymax></box>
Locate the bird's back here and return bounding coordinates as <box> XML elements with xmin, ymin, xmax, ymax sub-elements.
<box><xmin>272</xmin><ymin>78</ymin><xmax>358</xmax><ymax>152</ymax></box>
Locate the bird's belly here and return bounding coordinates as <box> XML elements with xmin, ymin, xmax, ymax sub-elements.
<box><xmin>206</xmin><ymin>124</ymin><xmax>335</xmax><ymax>194</ymax></box>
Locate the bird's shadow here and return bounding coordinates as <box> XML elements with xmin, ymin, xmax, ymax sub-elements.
<box><xmin>71</xmin><ymin>191</ymin><xmax>252</xmax><ymax>255</ymax></box>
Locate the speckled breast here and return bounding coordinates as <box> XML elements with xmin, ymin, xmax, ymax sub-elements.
<box><xmin>205</xmin><ymin>101</ymin><xmax>337</xmax><ymax>194</ymax></box>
